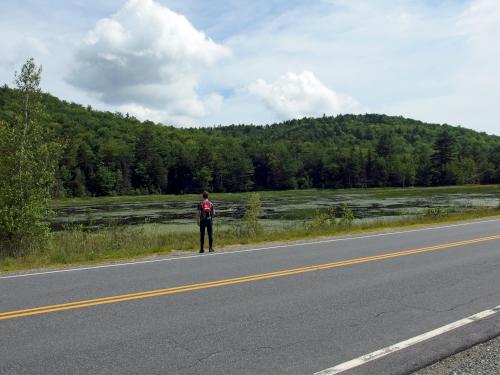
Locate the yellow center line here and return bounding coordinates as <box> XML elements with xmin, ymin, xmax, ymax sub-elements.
<box><xmin>1</xmin><ymin>234</ymin><xmax>499</xmax><ymax>321</ymax></box>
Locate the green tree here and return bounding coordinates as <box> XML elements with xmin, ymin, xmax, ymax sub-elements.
<box><xmin>431</xmin><ymin>130</ymin><xmax>457</xmax><ymax>185</ymax></box>
<box><xmin>266</xmin><ymin>143</ymin><xmax>298</xmax><ymax>190</ymax></box>
<box><xmin>193</xmin><ymin>166</ymin><xmax>213</xmax><ymax>191</ymax></box>
<box><xmin>391</xmin><ymin>153</ymin><xmax>416</xmax><ymax>187</ymax></box>
<box><xmin>414</xmin><ymin>143</ymin><xmax>433</xmax><ymax>186</ymax></box>
<box><xmin>0</xmin><ymin>58</ymin><xmax>61</xmax><ymax>256</ymax></box>
<box><xmin>96</xmin><ymin>164</ymin><xmax>117</xmax><ymax>195</ymax></box>
<box><xmin>478</xmin><ymin>161</ymin><xmax>496</xmax><ymax>184</ymax></box>
<box><xmin>133</xmin><ymin>125</ymin><xmax>167</xmax><ymax>193</ymax></box>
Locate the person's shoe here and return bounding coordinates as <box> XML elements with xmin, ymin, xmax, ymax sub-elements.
<box><xmin>199</xmin><ymin>250</ymin><xmax>205</xmax><ymax>253</ymax></box>
<box><xmin>209</xmin><ymin>248</ymin><xmax>214</xmax><ymax>253</ymax></box>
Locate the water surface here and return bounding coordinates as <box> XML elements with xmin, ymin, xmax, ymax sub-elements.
<box><xmin>50</xmin><ymin>189</ymin><xmax>500</xmax><ymax>232</ymax></box>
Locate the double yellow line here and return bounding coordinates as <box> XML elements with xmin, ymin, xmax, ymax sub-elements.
<box><xmin>1</xmin><ymin>234</ymin><xmax>499</xmax><ymax>321</ymax></box>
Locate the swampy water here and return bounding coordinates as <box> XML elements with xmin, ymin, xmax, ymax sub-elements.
<box><xmin>50</xmin><ymin>189</ymin><xmax>500</xmax><ymax>232</ymax></box>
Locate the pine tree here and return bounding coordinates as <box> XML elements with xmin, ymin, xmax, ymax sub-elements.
<box><xmin>431</xmin><ymin>129</ymin><xmax>457</xmax><ymax>185</ymax></box>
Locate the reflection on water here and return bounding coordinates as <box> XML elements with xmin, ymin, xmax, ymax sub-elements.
<box><xmin>50</xmin><ymin>190</ymin><xmax>499</xmax><ymax>232</ymax></box>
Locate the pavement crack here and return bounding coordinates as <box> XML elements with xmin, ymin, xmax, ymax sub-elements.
<box><xmin>164</xmin><ymin>336</ymin><xmax>193</xmax><ymax>354</ymax></box>
<box><xmin>440</xmin><ymin>290</ymin><xmax>500</xmax><ymax>313</ymax></box>
<box><xmin>383</xmin><ymin>289</ymin><xmax>500</xmax><ymax>315</ymax></box>
<box><xmin>177</xmin><ymin>350</ymin><xmax>224</xmax><ymax>372</ymax></box>
<box><xmin>348</xmin><ymin>305</ymin><xmax>406</xmax><ymax>328</ymax></box>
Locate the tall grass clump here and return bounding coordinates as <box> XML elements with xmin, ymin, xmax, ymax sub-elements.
<box><xmin>423</xmin><ymin>206</ymin><xmax>450</xmax><ymax>218</ymax></box>
<box><xmin>339</xmin><ymin>204</ymin><xmax>354</xmax><ymax>226</ymax></box>
<box><xmin>308</xmin><ymin>203</ymin><xmax>354</xmax><ymax>232</ymax></box>
<box><xmin>308</xmin><ymin>206</ymin><xmax>337</xmax><ymax>230</ymax></box>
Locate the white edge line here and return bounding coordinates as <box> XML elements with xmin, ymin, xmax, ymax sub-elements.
<box><xmin>314</xmin><ymin>305</ymin><xmax>500</xmax><ymax>375</ymax></box>
<box><xmin>1</xmin><ymin>218</ymin><xmax>499</xmax><ymax>280</ymax></box>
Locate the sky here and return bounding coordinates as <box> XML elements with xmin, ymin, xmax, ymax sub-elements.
<box><xmin>0</xmin><ymin>0</ymin><xmax>499</xmax><ymax>135</ymax></box>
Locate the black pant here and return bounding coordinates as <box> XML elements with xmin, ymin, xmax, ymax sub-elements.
<box><xmin>200</xmin><ymin>219</ymin><xmax>213</xmax><ymax>251</ymax></box>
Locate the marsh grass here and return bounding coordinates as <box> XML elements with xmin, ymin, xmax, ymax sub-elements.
<box><xmin>51</xmin><ymin>185</ymin><xmax>500</xmax><ymax>207</ymax></box>
<box><xmin>1</xmin><ymin>205</ymin><xmax>499</xmax><ymax>273</ymax></box>
<box><xmin>48</xmin><ymin>185</ymin><xmax>500</xmax><ymax>232</ymax></box>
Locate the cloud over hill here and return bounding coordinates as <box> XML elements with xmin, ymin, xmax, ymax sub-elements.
<box><xmin>67</xmin><ymin>0</ymin><xmax>230</xmax><ymax>123</ymax></box>
<box><xmin>249</xmin><ymin>71</ymin><xmax>359</xmax><ymax>119</ymax></box>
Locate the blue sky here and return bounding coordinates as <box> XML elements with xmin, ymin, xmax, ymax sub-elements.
<box><xmin>0</xmin><ymin>0</ymin><xmax>499</xmax><ymax>135</ymax></box>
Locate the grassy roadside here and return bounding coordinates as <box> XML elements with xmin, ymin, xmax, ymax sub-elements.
<box><xmin>1</xmin><ymin>206</ymin><xmax>499</xmax><ymax>273</ymax></box>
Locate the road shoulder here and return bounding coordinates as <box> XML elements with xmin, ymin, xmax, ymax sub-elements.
<box><xmin>1</xmin><ymin>215</ymin><xmax>499</xmax><ymax>278</ymax></box>
<box><xmin>412</xmin><ymin>335</ymin><xmax>500</xmax><ymax>375</ymax></box>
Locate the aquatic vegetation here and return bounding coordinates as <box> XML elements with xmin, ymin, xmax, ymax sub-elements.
<box><xmin>49</xmin><ymin>185</ymin><xmax>500</xmax><ymax>232</ymax></box>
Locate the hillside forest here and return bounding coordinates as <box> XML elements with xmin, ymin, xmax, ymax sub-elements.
<box><xmin>1</xmin><ymin>85</ymin><xmax>499</xmax><ymax>198</ymax></box>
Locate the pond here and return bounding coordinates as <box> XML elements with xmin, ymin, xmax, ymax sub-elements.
<box><xmin>50</xmin><ymin>189</ymin><xmax>500</xmax><ymax>232</ymax></box>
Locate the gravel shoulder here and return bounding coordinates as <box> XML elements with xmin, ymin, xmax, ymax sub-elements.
<box><xmin>412</xmin><ymin>335</ymin><xmax>500</xmax><ymax>375</ymax></box>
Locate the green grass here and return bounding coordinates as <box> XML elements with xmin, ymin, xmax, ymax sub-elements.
<box><xmin>51</xmin><ymin>191</ymin><xmax>249</xmax><ymax>206</ymax></box>
<box><xmin>1</xmin><ymin>206</ymin><xmax>499</xmax><ymax>273</ymax></box>
<box><xmin>51</xmin><ymin>184</ymin><xmax>500</xmax><ymax>207</ymax></box>
<box><xmin>359</xmin><ymin>184</ymin><xmax>500</xmax><ymax>198</ymax></box>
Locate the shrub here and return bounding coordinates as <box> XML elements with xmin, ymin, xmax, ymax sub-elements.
<box><xmin>423</xmin><ymin>207</ymin><xmax>449</xmax><ymax>218</ymax></box>
<box><xmin>242</xmin><ymin>192</ymin><xmax>263</xmax><ymax>237</ymax></box>
<box><xmin>309</xmin><ymin>206</ymin><xmax>337</xmax><ymax>230</ymax></box>
<box><xmin>340</xmin><ymin>203</ymin><xmax>354</xmax><ymax>226</ymax></box>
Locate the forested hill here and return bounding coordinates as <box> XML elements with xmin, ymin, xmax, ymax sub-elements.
<box><xmin>1</xmin><ymin>86</ymin><xmax>499</xmax><ymax>197</ymax></box>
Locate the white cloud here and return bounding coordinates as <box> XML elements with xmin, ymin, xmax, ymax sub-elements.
<box><xmin>383</xmin><ymin>0</ymin><xmax>500</xmax><ymax>135</ymax></box>
<box><xmin>204</xmin><ymin>0</ymin><xmax>463</xmax><ymax>126</ymax></box>
<box><xmin>457</xmin><ymin>0</ymin><xmax>500</xmax><ymax>90</ymax></box>
<box><xmin>67</xmin><ymin>0</ymin><xmax>230</xmax><ymax>123</ymax></box>
<box><xmin>118</xmin><ymin>92</ymin><xmax>223</xmax><ymax>126</ymax></box>
<box><xmin>0</xmin><ymin>35</ymin><xmax>49</xmax><ymax>71</ymax></box>
<box><xmin>248</xmin><ymin>71</ymin><xmax>359</xmax><ymax>120</ymax></box>
<box><xmin>2</xmin><ymin>0</ymin><xmax>499</xmax><ymax>134</ymax></box>
<box><xmin>210</xmin><ymin>0</ymin><xmax>498</xmax><ymax>134</ymax></box>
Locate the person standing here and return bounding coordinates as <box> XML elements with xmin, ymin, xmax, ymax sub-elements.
<box><xmin>197</xmin><ymin>191</ymin><xmax>215</xmax><ymax>253</ymax></box>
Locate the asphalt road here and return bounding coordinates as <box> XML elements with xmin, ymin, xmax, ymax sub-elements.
<box><xmin>1</xmin><ymin>218</ymin><xmax>499</xmax><ymax>375</ymax></box>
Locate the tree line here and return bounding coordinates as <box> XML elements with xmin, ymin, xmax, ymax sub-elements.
<box><xmin>1</xmin><ymin>86</ymin><xmax>499</xmax><ymax>198</ymax></box>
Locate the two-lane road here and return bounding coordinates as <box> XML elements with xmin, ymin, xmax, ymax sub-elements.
<box><xmin>1</xmin><ymin>219</ymin><xmax>499</xmax><ymax>374</ymax></box>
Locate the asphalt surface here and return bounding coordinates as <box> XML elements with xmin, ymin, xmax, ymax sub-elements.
<box><xmin>1</xmin><ymin>218</ymin><xmax>499</xmax><ymax>375</ymax></box>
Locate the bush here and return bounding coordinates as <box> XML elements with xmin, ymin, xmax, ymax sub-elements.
<box><xmin>242</xmin><ymin>192</ymin><xmax>263</xmax><ymax>237</ymax></box>
<box><xmin>309</xmin><ymin>206</ymin><xmax>337</xmax><ymax>230</ymax></box>
<box><xmin>340</xmin><ymin>203</ymin><xmax>354</xmax><ymax>226</ymax></box>
<box><xmin>423</xmin><ymin>207</ymin><xmax>449</xmax><ymax>218</ymax></box>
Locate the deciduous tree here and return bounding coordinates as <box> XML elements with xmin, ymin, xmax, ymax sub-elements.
<box><xmin>0</xmin><ymin>58</ymin><xmax>61</xmax><ymax>256</ymax></box>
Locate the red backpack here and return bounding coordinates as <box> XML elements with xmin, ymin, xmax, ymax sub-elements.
<box><xmin>201</xmin><ymin>200</ymin><xmax>212</xmax><ymax>219</ymax></box>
